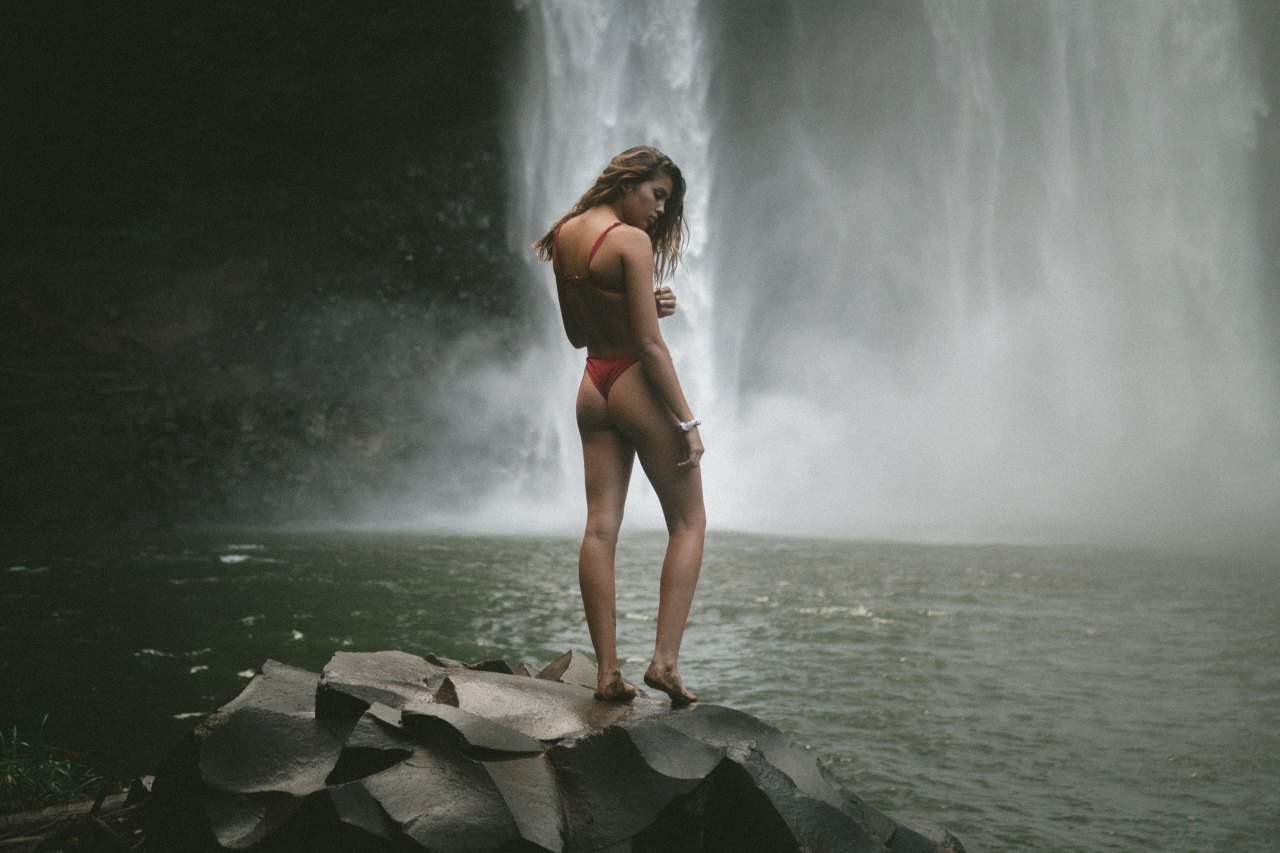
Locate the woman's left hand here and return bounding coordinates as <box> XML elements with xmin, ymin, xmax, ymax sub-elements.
<box><xmin>655</xmin><ymin>286</ymin><xmax>677</xmax><ymax>318</ymax></box>
<box><xmin>677</xmin><ymin>426</ymin><xmax>703</xmax><ymax>468</ymax></box>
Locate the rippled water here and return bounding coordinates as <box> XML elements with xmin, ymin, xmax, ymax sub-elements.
<box><xmin>2</xmin><ymin>532</ymin><xmax>1277</xmax><ymax>851</ymax></box>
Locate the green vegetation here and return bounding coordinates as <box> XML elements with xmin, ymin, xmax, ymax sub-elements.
<box><xmin>0</xmin><ymin>717</ymin><xmax>103</xmax><ymax>813</ymax></box>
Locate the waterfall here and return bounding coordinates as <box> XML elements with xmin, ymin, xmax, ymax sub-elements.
<box><xmin>497</xmin><ymin>0</ymin><xmax>713</xmax><ymax>529</ymax></box>
<box><xmin>502</xmin><ymin>0</ymin><xmax>1278</xmax><ymax>546</ymax></box>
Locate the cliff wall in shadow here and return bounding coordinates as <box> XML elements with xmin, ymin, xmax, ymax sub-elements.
<box><xmin>1</xmin><ymin>2</ymin><xmax>527</xmax><ymax>530</ymax></box>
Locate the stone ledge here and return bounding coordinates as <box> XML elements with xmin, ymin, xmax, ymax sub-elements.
<box><xmin>146</xmin><ymin>650</ymin><xmax>970</xmax><ymax>853</ymax></box>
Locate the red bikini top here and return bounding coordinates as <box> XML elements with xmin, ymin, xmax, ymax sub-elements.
<box><xmin>554</xmin><ymin>221</ymin><xmax>625</xmax><ymax>294</ymax></box>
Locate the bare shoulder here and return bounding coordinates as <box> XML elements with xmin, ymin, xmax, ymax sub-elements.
<box><xmin>607</xmin><ymin>223</ymin><xmax>654</xmax><ymax>259</ymax></box>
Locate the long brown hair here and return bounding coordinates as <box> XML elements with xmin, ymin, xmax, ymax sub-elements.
<box><xmin>533</xmin><ymin>146</ymin><xmax>687</xmax><ymax>282</ymax></box>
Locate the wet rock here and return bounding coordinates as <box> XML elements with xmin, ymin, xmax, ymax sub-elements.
<box><xmin>654</xmin><ymin>703</ymin><xmax>899</xmax><ymax>838</ymax></box>
<box><xmin>326</xmin><ymin>703</ymin><xmax>415</xmax><ymax>785</ymax></box>
<box><xmin>549</xmin><ymin>725</ymin><xmax>708</xmax><ymax>850</ymax></box>
<box><xmin>435</xmin><ymin>669</ymin><xmax>639</xmax><ymax>741</ymax></box>
<box><xmin>467</xmin><ymin>658</ymin><xmax>515</xmax><ymax>674</ymax></box>
<box><xmin>887</xmin><ymin>825</ymin><xmax>970</xmax><ymax>853</ymax></box>
<box><xmin>356</xmin><ymin>747</ymin><xmax>522</xmax><ymax>852</ymax></box>
<box><xmin>344</xmin><ymin>702</ymin><xmax>413</xmax><ymax>752</ymax></box>
<box><xmin>481</xmin><ymin>753</ymin><xmax>563</xmax><ymax>851</ymax></box>
<box><xmin>401</xmin><ymin>698</ymin><xmax>546</xmax><ymax>755</ymax></box>
<box><xmin>197</xmin><ymin>706</ymin><xmax>345</xmax><ymax>796</ymax></box>
<box><xmin>194</xmin><ymin>663</ymin><xmax>348</xmax><ymax>795</ymax></box>
<box><xmin>149</xmin><ymin>650</ymin><xmax>969</xmax><ymax>853</ymax></box>
<box><xmin>184</xmin><ymin>661</ymin><xmax>358</xmax><ymax>847</ymax></box>
<box><xmin>621</xmin><ymin>715</ymin><xmax>726</xmax><ymax>782</ymax></box>
<box><xmin>316</xmin><ymin>649</ymin><xmax>444</xmax><ymax>719</ymax></box>
<box><xmin>722</xmin><ymin>740</ymin><xmax>884</xmax><ymax>853</ymax></box>
<box><xmin>201</xmin><ymin>788</ymin><xmax>302</xmax><ymax>850</ymax></box>
<box><xmin>424</xmin><ymin>652</ymin><xmax>468</xmax><ymax>668</ymax></box>
<box><xmin>328</xmin><ymin>779</ymin><xmax>399</xmax><ymax>841</ymax></box>
<box><xmin>535</xmin><ymin>648</ymin><xmax>598</xmax><ymax>688</ymax></box>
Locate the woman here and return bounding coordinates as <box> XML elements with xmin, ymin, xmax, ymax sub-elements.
<box><xmin>534</xmin><ymin>146</ymin><xmax>705</xmax><ymax>705</ymax></box>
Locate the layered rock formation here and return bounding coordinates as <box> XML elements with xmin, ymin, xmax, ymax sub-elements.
<box><xmin>147</xmin><ymin>650</ymin><xmax>967</xmax><ymax>852</ymax></box>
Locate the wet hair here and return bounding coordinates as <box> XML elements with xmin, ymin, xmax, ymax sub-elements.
<box><xmin>533</xmin><ymin>146</ymin><xmax>687</xmax><ymax>282</ymax></box>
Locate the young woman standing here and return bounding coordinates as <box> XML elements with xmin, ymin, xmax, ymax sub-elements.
<box><xmin>534</xmin><ymin>146</ymin><xmax>704</xmax><ymax>705</ymax></box>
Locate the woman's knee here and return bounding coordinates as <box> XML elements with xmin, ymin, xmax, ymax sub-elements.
<box><xmin>583</xmin><ymin>512</ymin><xmax>624</xmax><ymax>546</ymax></box>
<box><xmin>665</xmin><ymin>504</ymin><xmax>706</xmax><ymax>537</ymax></box>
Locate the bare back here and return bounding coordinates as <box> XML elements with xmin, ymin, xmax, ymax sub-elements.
<box><xmin>553</xmin><ymin>212</ymin><xmax>653</xmax><ymax>358</ymax></box>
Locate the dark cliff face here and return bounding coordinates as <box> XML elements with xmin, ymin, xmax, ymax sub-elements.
<box><xmin>1</xmin><ymin>1</ymin><xmax>530</xmax><ymax>531</ymax></box>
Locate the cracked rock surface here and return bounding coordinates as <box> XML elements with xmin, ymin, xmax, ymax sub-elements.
<box><xmin>148</xmin><ymin>650</ymin><xmax>969</xmax><ymax>852</ymax></box>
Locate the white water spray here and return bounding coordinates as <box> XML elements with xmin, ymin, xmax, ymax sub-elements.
<box><xmin>492</xmin><ymin>0</ymin><xmax>1277</xmax><ymax>547</ymax></box>
<box><xmin>498</xmin><ymin>0</ymin><xmax>714</xmax><ymax>530</ymax></box>
<box><xmin>701</xmin><ymin>0</ymin><xmax>1277</xmax><ymax>544</ymax></box>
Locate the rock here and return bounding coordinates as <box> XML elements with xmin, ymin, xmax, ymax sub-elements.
<box><xmin>435</xmin><ymin>669</ymin><xmax>638</xmax><ymax>741</ymax></box>
<box><xmin>535</xmin><ymin>648</ymin><xmax>599</xmax><ymax>688</ymax></box>
<box><xmin>316</xmin><ymin>650</ymin><xmax>446</xmax><ymax>719</ymax></box>
<box><xmin>549</xmin><ymin>725</ymin><xmax>708</xmax><ymax>850</ymax></box>
<box><xmin>467</xmin><ymin>658</ymin><xmax>516</xmax><ymax>675</ymax></box>
<box><xmin>190</xmin><ymin>660</ymin><xmax>357</xmax><ymax>847</ymax></box>
<box><xmin>356</xmin><ymin>747</ymin><xmax>522</xmax><ymax>852</ymax></box>
<box><xmin>326</xmin><ymin>703</ymin><xmax>415</xmax><ymax>785</ymax></box>
<box><xmin>147</xmin><ymin>650</ymin><xmax>969</xmax><ymax>853</ymax></box>
<box><xmin>424</xmin><ymin>652</ymin><xmax>468</xmax><ymax>668</ymax></box>
<box><xmin>401</xmin><ymin>698</ymin><xmax>546</xmax><ymax>755</ymax></box>
<box><xmin>482</xmin><ymin>753</ymin><xmax>563</xmax><ymax>851</ymax></box>
<box><xmin>653</xmin><ymin>703</ymin><xmax>899</xmax><ymax>839</ymax></box>
<box><xmin>329</xmin><ymin>779</ymin><xmax>399</xmax><ymax>841</ymax></box>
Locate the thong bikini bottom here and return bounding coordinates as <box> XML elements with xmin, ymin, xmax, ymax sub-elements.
<box><xmin>585</xmin><ymin>355</ymin><xmax>640</xmax><ymax>400</ymax></box>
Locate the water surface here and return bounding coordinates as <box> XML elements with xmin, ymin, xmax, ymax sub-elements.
<box><xmin>2</xmin><ymin>532</ymin><xmax>1276</xmax><ymax>851</ymax></box>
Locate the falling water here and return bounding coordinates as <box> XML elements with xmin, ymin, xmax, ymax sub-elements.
<box><xmin>501</xmin><ymin>0</ymin><xmax>1279</xmax><ymax>547</ymax></box>
<box><xmin>499</xmin><ymin>0</ymin><xmax>714</xmax><ymax>529</ymax></box>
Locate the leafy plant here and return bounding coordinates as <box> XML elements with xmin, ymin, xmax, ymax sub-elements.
<box><xmin>0</xmin><ymin>717</ymin><xmax>103</xmax><ymax>813</ymax></box>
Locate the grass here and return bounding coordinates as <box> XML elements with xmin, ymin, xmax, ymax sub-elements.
<box><xmin>0</xmin><ymin>717</ymin><xmax>104</xmax><ymax>814</ymax></box>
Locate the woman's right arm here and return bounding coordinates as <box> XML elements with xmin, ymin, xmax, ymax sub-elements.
<box><xmin>616</xmin><ymin>228</ymin><xmax>703</xmax><ymax>467</ymax></box>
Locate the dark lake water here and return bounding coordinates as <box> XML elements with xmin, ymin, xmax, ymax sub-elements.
<box><xmin>2</xmin><ymin>531</ymin><xmax>1277</xmax><ymax>851</ymax></box>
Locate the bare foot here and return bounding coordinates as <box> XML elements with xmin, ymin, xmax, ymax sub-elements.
<box><xmin>644</xmin><ymin>662</ymin><xmax>697</xmax><ymax>706</ymax></box>
<box><xmin>593</xmin><ymin>673</ymin><xmax>637</xmax><ymax>703</ymax></box>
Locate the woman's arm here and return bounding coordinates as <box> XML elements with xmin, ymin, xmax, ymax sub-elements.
<box><xmin>551</xmin><ymin>244</ymin><xmax>587</xmax><ymax>348</ymax></box>
<box><xmin>616</xmin><ymin>228</ymin><xmax>703</xmax><ymax>466</ymax></box>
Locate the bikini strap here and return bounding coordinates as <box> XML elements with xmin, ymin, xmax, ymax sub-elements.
<box><xmin>587</xmin><ymin>221</ymin><xmax>624</xmax><ymax>265</ymax></box>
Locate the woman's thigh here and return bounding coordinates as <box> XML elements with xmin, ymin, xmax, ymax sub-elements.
<box><xmin>605</xmin><ymin>367</ymin><xmax>704</xmax><ymax>528</ymax></box>
<box><xmin>577</xmin><ymin>373</ymin><xmax>635</xmax><ymax>533</ymax></box>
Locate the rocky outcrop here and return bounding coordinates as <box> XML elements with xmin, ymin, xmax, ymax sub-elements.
<box><xmin>147</xmin><ymin>650</ymin><xmax>968</xmax><ymax>853</ymax></box>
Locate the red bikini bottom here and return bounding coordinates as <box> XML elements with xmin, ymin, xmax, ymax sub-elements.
<box><xmin>585</xmin><ymin>355</ymin><xmax>639</xmax><ymax>400</ymax></box>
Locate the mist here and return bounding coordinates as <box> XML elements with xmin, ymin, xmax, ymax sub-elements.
<box><xmin>4</xmin><ymin>1</ymin><xmax>1277</xmax><ymax>552</ymax></box>
<box><xmin>490</xmin><ymin>0</ymin><xmax>1280</xmax><ymax>549</ymax></box>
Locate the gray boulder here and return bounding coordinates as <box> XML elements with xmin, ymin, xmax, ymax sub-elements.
<box><xmin>148</xmin><ymin>650</ymin><xmax>969</xmax><ymax>853</ymax></box>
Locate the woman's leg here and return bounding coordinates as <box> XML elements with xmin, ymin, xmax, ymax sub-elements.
<box><xmin>605</xmin><ymin>366</ymin><xmax>706</xmax><ymax>704</ymax></box>
<box><xmin>576</xmin><ymin>373</ymin><xmax>637</xmax><ymax>701</ymax></box>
